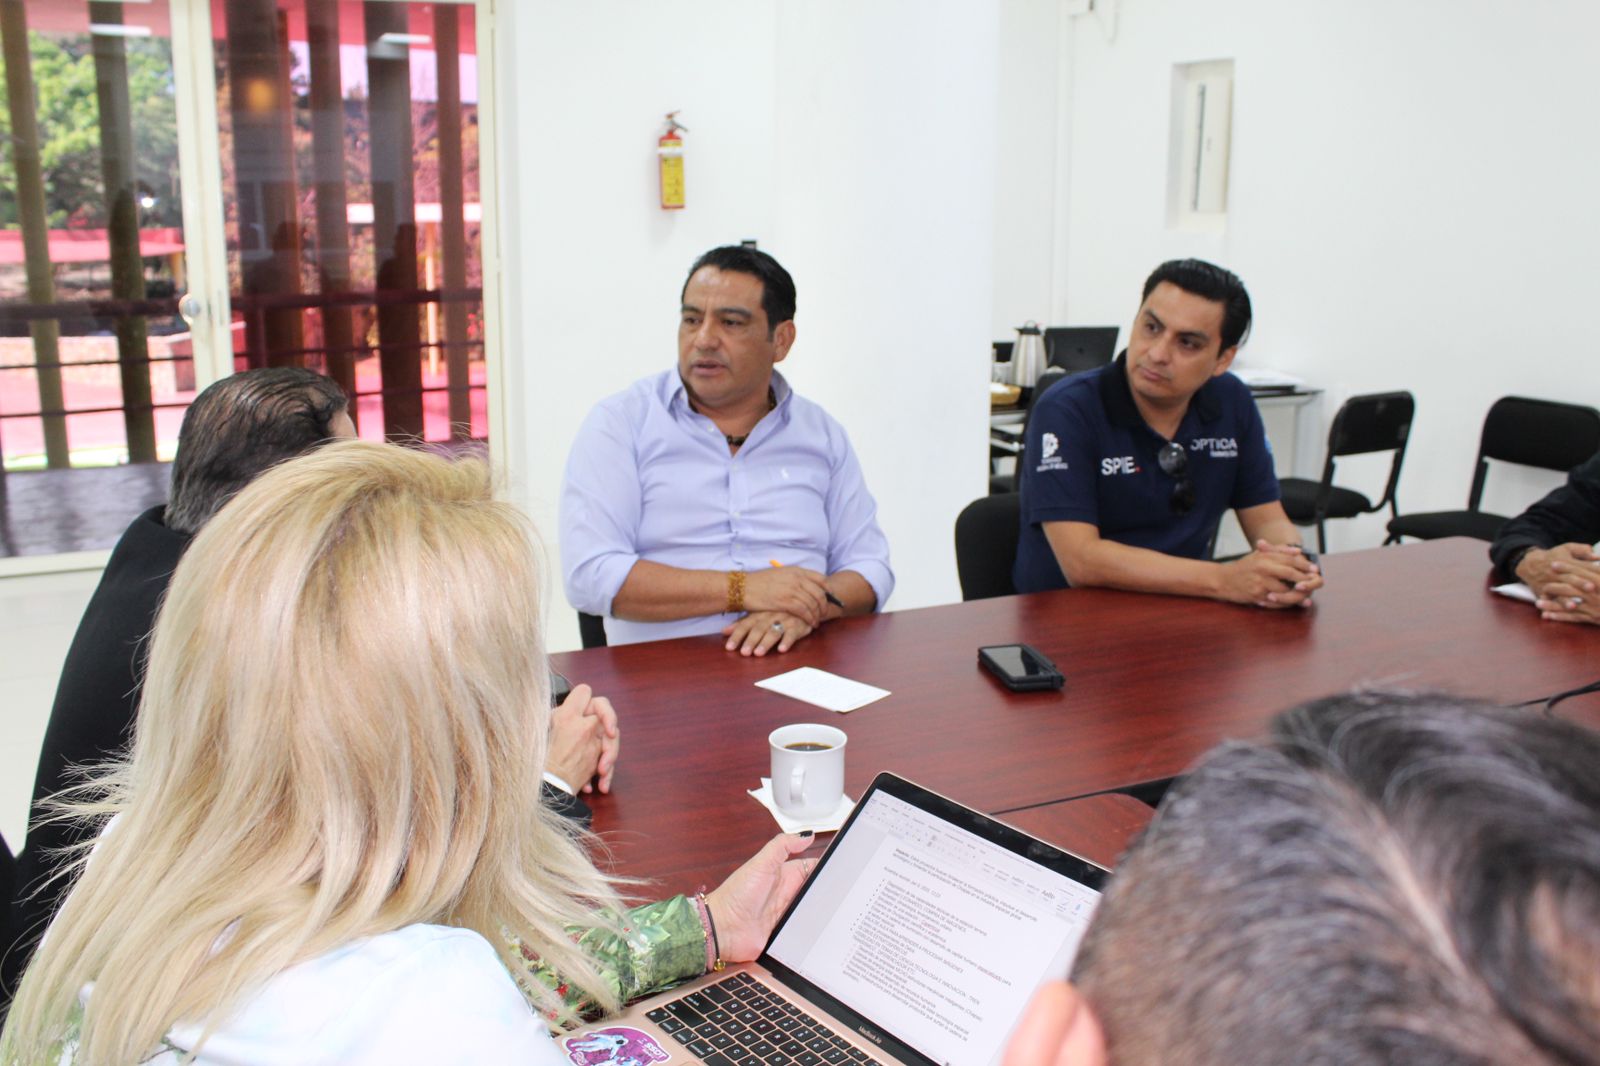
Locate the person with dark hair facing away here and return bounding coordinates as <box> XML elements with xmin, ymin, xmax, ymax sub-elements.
<box><xmin>1003</xmin><ymin>691</ymin><xmax>1600</xmax><ymax>1066</ymax></box>
<box><xmin>1489</xmin><ymin>449</ymin><xmax>1600</xmax><ymax>625</ymax></box>
<box><xmin>0</xmin><ymin>369</ymin><xmax>619</xmax><ymax>1011</ymax></box>
<box><xmin>560</xmin><ymin>245</ymin><xmax>893</xmax><ymax>651</ymax></box>
<box><xmin>1013</xmin><ymin>259</ymin><xmax>1321</xmax><ymax>606</ymax></box>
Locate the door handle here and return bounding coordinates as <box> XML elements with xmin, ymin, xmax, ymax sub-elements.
<box><xmin>178</xmin><ymin>292</ymin><xmax>204</xmax><ymax>326</ymax></box>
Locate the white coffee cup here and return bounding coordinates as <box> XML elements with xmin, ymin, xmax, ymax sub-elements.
<box><xmin>768</xmin><ymin>723</ymin><xmax>847</xmax><ymax>820</ymax></box>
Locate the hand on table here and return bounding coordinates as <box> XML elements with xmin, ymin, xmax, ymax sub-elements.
<box><xmin>547</xmin><ymin>684</ymin><xmax>621</xmax><ymax>794</ymax></box>
<box><xmin>723</xmin><ymin>611</ymin><xmax>813</xmax><ymax>656</ymax></box>
<box><xmin>1002</xmin><ymin>981</ymin><xmax>1106</xmax><ymax>1066</ymax></box>
<box><xmin>705</xmin><ymin>833</ymin><xmax>819</xmax><ymax>962</ymax></box>
<box><xmin>1517</xmin><ymin>544</ymin><xmax>1600</xmax><ymax>626</ymax></box>
<box><xmin>742</xmin><ymin>566</ymin><xmax>830</xmax><ymax>628</ymax></box>
<box><xmin>1218</xmin><ymin>541</ymin><xmax>1322</xmax><ymax>609</ymax></box>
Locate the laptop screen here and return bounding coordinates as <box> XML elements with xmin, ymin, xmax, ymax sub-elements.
<box><xmin>763</xmin><ymin>775</ymin><xmax>1107</xmax><ymax>1066</ymax></box>
<box><xmin>1043</xmin><ymin>326</ymin><xmax>1119</xmax><ymax>374</ymax></box>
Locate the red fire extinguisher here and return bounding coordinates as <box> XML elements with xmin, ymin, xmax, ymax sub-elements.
<box><xmin>658</xmin><ymin>111</ymin><xmax>687</xmax><ymax>210</ymax></box>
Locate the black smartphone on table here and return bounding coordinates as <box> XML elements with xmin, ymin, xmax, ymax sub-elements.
<box><xmin>978</xmin><ymin>643</ymin><xmax>1065</xmax><ymax>692</ymax></box>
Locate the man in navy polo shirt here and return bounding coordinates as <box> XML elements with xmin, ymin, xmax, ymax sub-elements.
<box><xmin>1013</xmin><ymin>259</ymin><xmax>1322</xmax><ymax>607</ymax></box>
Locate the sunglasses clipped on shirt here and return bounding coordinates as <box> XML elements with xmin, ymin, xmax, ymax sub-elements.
<box><xmin>1158</xmin><ymin>441</ymin><xmax>1195</xmax><ymax>516</ymax></box>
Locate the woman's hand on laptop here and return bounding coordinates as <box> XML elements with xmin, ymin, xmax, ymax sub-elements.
<box><xmin>705</xmin><ymin>833</ymin><xmax>819</xmax><ymax>962</ymax></box>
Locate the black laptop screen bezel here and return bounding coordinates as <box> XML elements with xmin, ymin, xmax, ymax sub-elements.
<box><xmin>756</xmin><ymin>772</ymin><xmax>1110</xmax><ymax>1066</ymax></box>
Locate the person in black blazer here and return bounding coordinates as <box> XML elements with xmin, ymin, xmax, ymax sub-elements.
<box><xmin>1490</xmin><ymin>450</ymin><xmax>1600</xmax><ymax>626</ymax></box>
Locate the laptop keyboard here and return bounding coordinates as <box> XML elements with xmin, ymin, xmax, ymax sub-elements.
<box><xmin>645</xmin><ymin>972</ymin><xmax>884</xmax><ymax>1066</ymax></box>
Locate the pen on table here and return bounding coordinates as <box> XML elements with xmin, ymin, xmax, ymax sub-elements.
<box><xmin>770</xmin><ymin>559</ymin><xmax>847</xmax><ymax>609</ymax></box>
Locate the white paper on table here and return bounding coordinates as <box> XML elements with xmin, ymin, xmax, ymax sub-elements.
<box><xmin>754</xmin><ymin>666</ymin><xmax>890</xmax><ymax>713</ymax></box>
<box><xmin>1492</xmin><ymin>582</ymin><xmax>1538</xmax><ymax>605</ymax></box>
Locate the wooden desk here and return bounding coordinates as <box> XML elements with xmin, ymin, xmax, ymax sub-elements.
<box><xmin>556</xmin><ymin>539</ymin><xmax>1598</xmax><ymax>893</ymax></box>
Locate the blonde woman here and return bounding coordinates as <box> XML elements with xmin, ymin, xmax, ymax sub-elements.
<box><xmin>1</xmin><ymin>441</ymin><xmax>813</xmax><ymax>1064</ymax></box>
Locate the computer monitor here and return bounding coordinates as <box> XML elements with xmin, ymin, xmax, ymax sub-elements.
<box><xmin>1044</xmin><ymin>326</ymin><xmax>1119</xmax><ymax>374</ymax></box>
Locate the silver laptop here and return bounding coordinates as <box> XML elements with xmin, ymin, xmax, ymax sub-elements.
<box><xmin>558</xmin><ymin>772</ymin><xmax>1109</xmax><ymax>1066</ymax></box>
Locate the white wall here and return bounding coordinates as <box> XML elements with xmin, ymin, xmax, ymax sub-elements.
<box><xmin>991</xmin><ymin>0</ymin><xmax>1067</xmax><ymax>339</ymax></box>
<box><xmin>1004</xmin><ymin>0</ymin><xmax>1600</xmax><ymax>551</ymax></box>
<box><xmin>768</xmin><ymin>2</ymin><xmax>997</xmax><ymax>628</ymax></box>
<box><xmin>0</xmin><ymin>572</ymin><xmax>100</xmax><ymax>849</ymax></box>
<box><xmin>496</xmin><ymin>1</ymin><xmax>997</xmax><ymax>651</ymax></box>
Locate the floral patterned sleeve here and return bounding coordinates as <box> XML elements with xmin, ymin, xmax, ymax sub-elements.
<box><xmin>506</xmin><ymin>894</ymin><xmax>708</xmax><ymax>1025</ymax></box>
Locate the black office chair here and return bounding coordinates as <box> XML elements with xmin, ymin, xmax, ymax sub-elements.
<box><xmin>955</xmin><ymin>493</ymin><xmax>1021</xmax><ymax>601</ymax></box>
<box><xmin>1279</xmin><ymin>391</ymin><xmax>1415</xmax><ymax>553</ymax></box>
<box><xmin>1385</xmin><ymin>396</ymin><xmax>1600</xmax><ymax>545</ymax></box>
<box><xmin>577</xmin><ymin>611</ymin><xmax>608</xmax><ymax>649</ymax></box>
<box><xmin>990</xmin><ymin>367</ymin><xmax>1070</xmax><ymax>495</ymax></box>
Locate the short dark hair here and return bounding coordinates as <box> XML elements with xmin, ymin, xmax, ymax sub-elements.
<box><xmin>1073</xmin><ymin>691</ymin><xmax>1600</xmax><ymax>1066</ymax></box>
<box><xmin>681</xmin><ymin>245</ymin><xmax>796</xmax><ymax>336</ymax></box>
<box><xmin>1141</xmin><ymin>258</ymin><xmax>1252</xmax><ymax>351</ymax></box>
<box><xmin>165</xmin><ymin>368</ymin><xmax>349</xmax><ymax>534</ymax></box>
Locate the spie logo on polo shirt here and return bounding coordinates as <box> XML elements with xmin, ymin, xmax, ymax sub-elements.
<box><xmin>1036</xmin><ymin>432</ymin><xmax>1070</xmax><ymax>473</ymax></box>
<box><xmin>1100</xmin><ymin>456</ymin><xmax>1139</xmax><ymax>475</ymax></box>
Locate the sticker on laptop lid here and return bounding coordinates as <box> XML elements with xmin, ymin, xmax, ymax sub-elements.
<box><xmin>562</xmin><ymin>1027</ymin><xmax>671</xmax><ymax>1066</ymax></box>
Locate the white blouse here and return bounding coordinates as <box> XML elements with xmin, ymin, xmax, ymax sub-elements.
<box><xmin>84</xmin><ymin>925</ymin><xmax>565</xmax><ymax>1065</ymax></box>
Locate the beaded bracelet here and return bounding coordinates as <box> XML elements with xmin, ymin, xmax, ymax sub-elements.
<box><xmin>726</xmin><ymin>570</ymin><xmax>747</xmax><ymax>614</ymax></box>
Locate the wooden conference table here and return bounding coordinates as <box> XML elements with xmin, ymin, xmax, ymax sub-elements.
<box><xmin>551</xmin><ymin>538</ymin><xmax>1599</xmax><ymax>896</ymax></box>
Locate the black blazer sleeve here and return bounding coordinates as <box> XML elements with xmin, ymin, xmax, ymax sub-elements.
<box><xmin>1490</xmin><ymin>452</ymin><xmax>1600</xmax><ymax>580</ymax></box>
<box><xmin>541</xmin><ymin>780</ymin><xmax>593</xmax><ymax>828</ymax></box>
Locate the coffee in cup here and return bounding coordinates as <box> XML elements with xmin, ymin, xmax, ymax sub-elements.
<box><xmin>768</xmin><ymin>723</ymin><xmax>847</xmax><ymax>820</ymax></box>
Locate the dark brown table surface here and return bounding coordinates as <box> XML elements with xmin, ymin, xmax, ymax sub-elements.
<box><xmin>997</xmin><ymin>792</ymin><xmax>1154</xmax><ymax>871</ymax></box>
<box><xmin>555</xmin><ymin>538</ymin><xmax>1599</xmax><ymax>894</ymax></box>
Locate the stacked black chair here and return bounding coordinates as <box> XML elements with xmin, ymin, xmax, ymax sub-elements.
<box><xmin>955</xmin><ymin>493</ymin><xmax>1021</xmax><ymax>601</ymax></box>
<box><xmin>1386</xmin><ymin>396</ymin><xmax>1600</xmax><ymax>544</ymax></box>
<box><xmin>1279</xmin><ymin>391</ymin><xmax>1415</xmax><ymax>553</ymax></box>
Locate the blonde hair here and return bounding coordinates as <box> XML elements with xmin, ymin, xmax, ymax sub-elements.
<box><xmin>2</xmin><ymin>441</ymin><xmax>621</xmax><ymax>1063</ymax></box>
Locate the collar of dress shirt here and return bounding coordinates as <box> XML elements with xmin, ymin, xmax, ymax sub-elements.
<box><xmin>665</xmin><ymin>367</ymin><xmax>794</xmax><ymax>419</ymax></box>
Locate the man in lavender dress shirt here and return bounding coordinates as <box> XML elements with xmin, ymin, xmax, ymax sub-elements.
<box><xmin>560</xmin><ymin>245</ymin><xmax>894</xmax><ymax>651</ymax></box>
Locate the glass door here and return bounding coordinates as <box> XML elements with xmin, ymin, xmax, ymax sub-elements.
<box><xmin>0</xmin><ymin>0</ymin><xmax>204</xmax><ymax>557</ymax></box>
<box><xmin>204</xmin><ymin>0</ymin><xmax>488</xmax><ymax>444</ymax></box>
<box><xmin>0</xmin><ymin>0</ymin><xmax>492</xmax><ymax>564</ymax></box>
